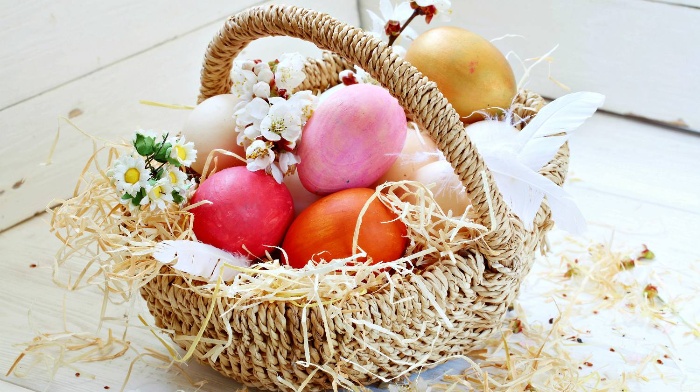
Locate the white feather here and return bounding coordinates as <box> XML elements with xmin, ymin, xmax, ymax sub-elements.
<box><xmin>485</xmin><ymin>154</ymin><xmax>583</xmax><ymax>232</ymax></box>
<box><xmin>517</xmin><ymin>92</ymin><xmax>605</xmax><ymax>170</ymax></box>
<box><xmin>152</xmin><ymin>240</ymin><xmax>251</xmax><ymax>282</ymax></box>
<box><xmin>466</xmin><ymin>92</ymin><xmax>604</xmax><ymax>234</ymax></box>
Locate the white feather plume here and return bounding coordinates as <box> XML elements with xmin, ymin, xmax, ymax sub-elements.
<box><xmin>466</xmin><ymin>92</ymin><xmax>605</xmax><ymax>234</ymax></box>
<box><xmin>152</xmin><ymin>240</ymin><xmax>251</xmax><ymax>282</ymax></box>
<box><xmin>517</xmin><ymin>92</ymin><xmax>605</xmax><ymax>170</ymax></box>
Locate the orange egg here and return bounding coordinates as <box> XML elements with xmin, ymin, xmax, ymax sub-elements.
<box><xmin>282</xmin><ymin>188</ymin><xmax>408</xmax><ymax>268</ymax></box>
<box><xmin>404</xmin><ymin>26</ymin><xmax>517</xmax><ymax>123</ymax></box>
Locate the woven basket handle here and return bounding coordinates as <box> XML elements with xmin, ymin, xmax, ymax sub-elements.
<box><xmin>198</xmin><ymin>5</ymin><xmax>514</xmax><ymax>248</ymax></box>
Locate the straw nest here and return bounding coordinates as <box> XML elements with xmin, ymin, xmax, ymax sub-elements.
<box><xmin>48</xmin><ymin>4</ymin><xmax>572</xmax><ymax>391</ymax></box>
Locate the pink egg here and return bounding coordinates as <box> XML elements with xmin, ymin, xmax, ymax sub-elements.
<box><xmin>190</xmin><ymin>167</ymin><xmax>294</xmax><ymax>258</ymax></box>
<box><xmin>297</xmin><ymin>84</ymin><xmax>407</xmax><ymax>195</ymax></box>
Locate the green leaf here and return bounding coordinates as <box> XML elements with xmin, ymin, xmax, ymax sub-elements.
<box><xmin>154</xmin><ymin>166</ymin><xmax>165</xmax><ymax>180</ymax></box>
<box><xmin>134</xmin><ymin>133</ymin><xmax>156</xmax><ymax>156</ymax></box>
<box><xmin>167</xmin><ymin>156</ymin><xmax>182</xmax><ymax>167</ymax></box>
<box><xmin>172</xmin><ymin>191</ymin><xmax>184</xmax><ymax>204</ymax></box>
<box><xmin>131</xmin><ymin>188</ymin><xmax>147</xmax><ymax>206</ymax></box>
<box><xmin>153</xmin><ymin>143</ymin><xmax>172</xmax><ymax>163</ymax></box>
<box><xmin>121</xmin><ymin>193</ymin><xmax>132</xmax><ymax>200</ymax></box>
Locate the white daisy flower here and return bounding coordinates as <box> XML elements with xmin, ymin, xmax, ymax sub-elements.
<box><xmin>169</xmin><ymin>136</ymin><xmax>197</xmax><ymax>167</ymax></box>
<box><xmin>108</xmin><ymin>154</ymin><xmax>150</xmax><ymax>196</ymax></box>
<box><xmin>275</xmin><ymin>53</ymin><xmax>306</xmax><ymax>91</ymax></box>
<box><xmin>146</xmin><ymin>179</ymin><xmax>174</xmax><ymax>211</ymax></box>
<box><xmin>246</xmin><ymin>140</ymin><xmax>275</xmax><ymax>173</ymax></box>
<box><xmin>166</xmin><ymin>166</ymin><xmax>188</xmax><ymax>188</ymax></box>
<box><xmin>260</xmin><ymin>100</ymin><xmax>302</xmax><ymax>147</ymax></box>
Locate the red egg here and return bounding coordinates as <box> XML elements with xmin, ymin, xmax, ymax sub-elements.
<box><xmin>190</xmin><ymin>167</ymin><xmax>294</xmax><ymax>258</ymax></box>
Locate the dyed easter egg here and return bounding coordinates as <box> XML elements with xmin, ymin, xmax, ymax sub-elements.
<box><xmin>181</xmin><ymin>94</ymin><xmax>246</xmax><ymax>174</ymax></box>
<box><xmin>412</xmin><ymin>160</ymin><xmax>471</xmax><ymax>217</ymax></box>
<box><xmin>405</xmin><ymin>27</ymin><xmax>517</xmax><ymax>123</ymax></box>
<box><xmin>283</xmin><ymin>170</ymin><xmax>321</xmax><ymax>216</ymax></box>
<box><xmin>297</xmin><ymin>84</ymin><xmax>407</xmax><ymax>195</ymax></box>
<box><xmin>282</xmin><ymin>188</ymin><xmax>408</xmax><ymax>268</ymax></box>
<box><xmin>374</xmin><ymin>124</ymin><xmax>441</xmax><ymax>186</ymax></box>
<box><xmin>190</xmin><ymin>167</ymin><xmax>294</xmax><ymax>258</ymax></box>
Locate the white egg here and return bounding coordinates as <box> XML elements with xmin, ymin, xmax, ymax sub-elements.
<box><xmin>283</xmin><ymin>170</ymin><xmax>321</xmax><ymax>216</ymax></box>
<box><xmin>182</xmin><ymin>94</ymin><xmax>246</xmax><ymax>174</ymax></box>
<box><xmin>374</xmin><ymin>123</ymin><xmax>442</xmax><ymax>186</ymax></box>
<box><xmin>412</xmin><ymin>160</ymin><xmax>471</xmax><ymax>217</ymax></box>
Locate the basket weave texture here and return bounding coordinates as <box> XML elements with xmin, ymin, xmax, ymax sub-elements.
<box><xmin>140</xmin><ymin>5</ymin><xmax>569</xmax><ymax>390</ymax></box>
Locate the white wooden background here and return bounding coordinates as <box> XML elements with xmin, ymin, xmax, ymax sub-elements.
<box><xmin>2</xmin><ymin>1</ymin><xmax>700</xmax><ymax>391</ymax></box>
<box><xmin>361</xmin><ymin>0</ymin><xmax>700</xmax><ymax>131</ymax></box>
<box><xmin>0</xmin><ymin>0</ymin><xmax>361</xmax><ymax>233</ymax></box>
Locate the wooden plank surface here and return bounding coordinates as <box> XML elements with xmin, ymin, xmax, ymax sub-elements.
<box><xmin>0</xmin><ymin>0</ymin><xmax>361</xmax><ymax>232</ymax></box>
<box><xmin>359</xmin><ymin>0</ymin><xmax>700</xmax><ymax>132</ymax></box>
<box><xmin>0</xmin><ymin>0</ymin><xmax>263</xmax><ymax>109</ymax></box>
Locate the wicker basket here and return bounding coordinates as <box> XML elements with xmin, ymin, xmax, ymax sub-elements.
<box><xmin>140</xmin><ymin>4</ymin><xmax>568</xmax><ymax>390</ymax></box>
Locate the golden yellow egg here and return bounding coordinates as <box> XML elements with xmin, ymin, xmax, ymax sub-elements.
<box><xmin>404</xmin><ymin>26</ymin><xmax>517</xmax><ymax>123</ymax></box>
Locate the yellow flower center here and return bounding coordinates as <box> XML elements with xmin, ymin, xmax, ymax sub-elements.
<box><xmin>124</xmin><ymin>168</ymin><xmax>140</xmax><ymax>184</ymax></box>
<box><xmin>169</xmin><ymin>171</ymin><xmax>177</xmax><ymax>184</ymax></box>
<box><xmin>152</xmin><ymin>186</ymin><xmax>162</xmax><ymax>198</ymax></box>
<box><xmin>175</xmin><ymin>145</ymin><xmax>187</xmax><ymax>161</ymax></box>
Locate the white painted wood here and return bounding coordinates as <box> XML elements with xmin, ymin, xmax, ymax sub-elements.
<box><xmin>359</xmin><ymin>0</ymin><xmax>700</xmax><ymax>131</ymax></box>
<box><xmin>2</xmin><ymin>112</ymin><xmax>699</xmax><ymax>391</ymax></box>
<box><xmin>0</xmin><ymin>0</ymin><xmax>268</xmax><ymax>110</ymax></box>
<box><xmin>568</xmin><ymin>113</ymin><xmax>700</xmax><ymax>215</ymax></box>
<box><xmin>644</xmin><ymin>0</ymin><xmax>700</xmax><ymax>8</ymax></box>
<box><xmin>0</xmin><ymin>0</ymin><xmax>361</xmax><ymax>232</ymax></box>
<box><xmin>0</xmin><ymin>381</ymin><xmax>34</xmax><ymax>392</ymax></box>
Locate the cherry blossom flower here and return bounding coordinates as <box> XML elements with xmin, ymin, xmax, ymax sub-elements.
<box><xmin>287</xmin><ymin>90</ymin><xmax>317</xmax><ymax>122</ymax></box>
<box><xmin>245</xmin><ymin>139</ymin><xmax>275</xmax><ymax>173</ymax></box>
<box><xmin>367</xmin><ymin>0</ymin><xmax>416</xmax><ymax>41</ymax></box>
<box><xmin>278</xmin><ymin>151</ymin><xmax>299</xmax><ymax>175</ymax></box>
<box><xmin>231</xmin><ymin>60</ymin><xmax>258</xmax><ymax>100</ymax></box>
<box><xmin>260</xmin><ymin>100</ymin><xmax>302</xmax><ymax>148</ymax></box>
<box><xmin>275</xmin><ymin>53</ymin><xmax>306</xmax><ymax>91</ymax></box>
<box><xmin>413</xmin><ymin>0</ymin><xmax>452</xmax><ymax>21</ymax></box>
<box><xmin>234</xmin><ymin>97</ymin><xmax>271</xmax><ymax>144</ymax></box>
